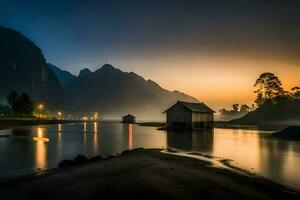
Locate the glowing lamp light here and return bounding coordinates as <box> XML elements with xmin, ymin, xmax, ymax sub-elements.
<box><xmin>82</xmin><ymin>116</ymin><xmax>88</xmax><ymax>121</ymax></box>
<box><xmin>33</xmin><ymin>137</ymin><xmax>50</xmax><ymax>142</ymax></box>
<box><xmin>37</xmin><ymin>104</ymin><xmax>44</xmax><ymax>119</ymax></box>
<box><xmin>94</xmin><ymin>112</ymin><xmax>99</xmax><ymax>120</ymax></box>
<box><xmin>33</xmin><ymin>127</ymin><xmax>49</xmax><ymax>142</ymax></box>
<box><xmin>38</xmin><ymin>104</ymin><xmax>44</xmax><ymax>110</ymax></box>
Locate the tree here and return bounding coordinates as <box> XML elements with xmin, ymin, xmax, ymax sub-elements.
<box><xmin>6</xmin><ymin>91</ymin><xmax>18</xmax><ymax>115</ymax></box>
<box><xmin>6</xmin><ymin>92</ymin><xmax>34</xmax><ymax>116</ymax></box>
<box><xmin>218</xmin><ymin>103</ymin><xmax>250</xmax><ymax>120</ymax></box>
<box><xmin>255</xmin><ymin>93</ymin><xmax>264</xmax><ymax>107</ymax></box>
<box><xmin>291</xmin><ymin>86</ymin><xmax>300</xmax><ymax>98</ymax></box>
<box><xmin>17</xmin><ymin>93</ymin><xmax>34</xmax><ymax>115</ymax></box>
<box><xmin>254</xmin><ymin>72</ymin><xmax>284</xmax><ymax>106</ymax></box>
<box><xmin>240</xmin><ymin>104</ymin><xmax>250</xmax><ymax>113</ymax></box>
<box><xmin>232</xmin><ymin>104</ymin><xmax>239</xmax><ymax>113</ymax></box>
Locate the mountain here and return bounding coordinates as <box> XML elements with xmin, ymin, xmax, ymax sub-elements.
<box><xmin>230</xmin><ymin>99</ymin><xmax>300</xmax><ymax>126</ymax></box>
<box><xmin>65</xmin><ymin>64</ymin><xmax>199</xmax><ymax>120</ymax></box>
<box><xmin>48</xmin><ymin>63</ymin><xmax>76</xmax><ymax>89</ymax></box>
<box><xmin>0</xmin><ymin>25</ymin><xmax>200</xmax><ymax>119</ymax></box>
<box><xmin>78</xmin><ymin>68</ymin><xmax>92</xmax><ymax>79</ymax></box>
<box><xmin>0</xmin><ymin>26</ymin><xmax>63</xmax><ymax>107</ymax></box>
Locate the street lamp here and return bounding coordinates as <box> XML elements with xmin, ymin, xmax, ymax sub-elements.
<box><xmin>37</xmin><ymin>104</ymin><xmax>44</xmax><ymax>119</ymax></box>
<box><xmin>58</xmin><ymin>112</ymin><xmax>62</xmax><ymax>120</ymax></box>
<box><xmin>94</xmin><ymin>112</ymin><xmax>99</xmax><ymax>121</ymax></box>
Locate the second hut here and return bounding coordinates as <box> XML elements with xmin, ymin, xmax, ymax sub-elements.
<box><xmin>122</xmin><ymin>114</ymin><xmax>136</xmax><ymax>123</ymax></box>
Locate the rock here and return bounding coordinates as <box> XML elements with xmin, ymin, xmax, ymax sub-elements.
<box><xmin>74</xmin><ymin>155</ymin><xmax>89</xmax><ymax>164</ymax></box>
<box><xmin>122</xmin><ymin>150</ymin><xmax>131</xmax><ymax>154</ymax></box>
<box><xmin>90</xmin><ymin>155</ymin><xmax>102</xmax><ymax>162</ymax></box>
<box><xmin>58</xmin><ymin>160</ymin><xmax>77</xmax><ymax>168</ymax></box>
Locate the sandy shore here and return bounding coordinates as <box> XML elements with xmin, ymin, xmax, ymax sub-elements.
<box><xmin>1</xmin><ymin>149</ymin><xmax>299</xmax><ymax>200</ymax></box>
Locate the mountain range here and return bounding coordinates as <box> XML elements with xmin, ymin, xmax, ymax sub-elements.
<box><xmin>0</xmin><ymin>25</ymin><xmax>199</xmax><ymax>119</ymax></box>
<box><xmin>49</xmin><ymin>63</ymin><xmax>199</xmax><ymax>119</ymax></box>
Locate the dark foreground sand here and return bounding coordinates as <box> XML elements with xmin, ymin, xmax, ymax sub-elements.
<box><xmin>1</xmin><ymin>149</ymin><xmax>299</xmax><ymax>200</ymax></box>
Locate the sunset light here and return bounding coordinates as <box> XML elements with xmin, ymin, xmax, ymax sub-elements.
<box><xmin>1</xmin><ymin>1</ymin><xmax>300</xmax><ymax>199</ymax></box>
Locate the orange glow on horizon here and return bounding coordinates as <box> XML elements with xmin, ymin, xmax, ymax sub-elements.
<box><xmin>114</xmin><ymin>55</ymin><xmax>300</xmax><ymax>110</ymax></box>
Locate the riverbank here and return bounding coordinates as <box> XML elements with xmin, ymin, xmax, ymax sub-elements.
<box><xmin>137</xmin><ymin>121</ymin><xmax>285</xmax><ymax>131</ymax></box>
<box><xmin>1</xmin><ymin>149</ymin><xmax>299</xmax><ymax>200</ymax></box>
<box><xmin>0</xmin><ymin>118</ymin><xmax>83</xmax><ymax>130</ymax></box>
<box><xmin>213</xmin><ymin>121</ymin><xmax>287</xmax><ymax>131</ymax></box>
<box><xmin>137</xmin><ymin>122</ymin><xmax>165</xmax><ymax>127</ymax></box>
<box><xmin>272</xmin><ymin>126</ymin><xmax>300</xmax><ymax>140</ymax></box>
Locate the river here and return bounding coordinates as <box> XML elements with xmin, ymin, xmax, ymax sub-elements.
<box><xmin>0</xmin><ymin>121</ymin><xmax>299</xmax><ymax>190</ymax></box>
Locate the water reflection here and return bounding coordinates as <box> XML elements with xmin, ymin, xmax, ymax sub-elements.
<box><xmin>58</xmin><ymin>124</ymin><xmax>62</xmax><ymax>132</ymax></box>
<box><xmin>33</xmin><ymin>127</ymin><xmax>47</xmax><ymax>169</ymax></box>
<box><xmin>57</xmin><ymin>124</ymin><xmax>62</xmax><ymax>158</ymax></box>
<box><xmin>128</xmin><ymin>124</ymin><xmax>133</xmax><ymax>149</ymax></box>
<box><xmin>83</xmin><ymin>122</ymin><xmax>87</xmax><ymax>132</ymax></box>
<box><xmin>11</xmin><ymin>128</ymin><xmax>32</xmax><ymax>136</ymax></box>
<box><xmin>83</xmin><ymin>132</ymin><xmax>87</xmax><ymax>146</ymax></box>
<box><xmin>167</xmin><ymin>128</ymin><xmax>214</xmax><ymax>154</ymax></box>
<box><xmin>93</xmin><ymin>122</ymin><xmax>98</xmax><ymax>133</ymax></box>
<box><xmin>33</xmin><ymin>127</ymin><xmax>49</xmax><ymax>142</ymax></box>
<box><xmin>93</xmin><ymin>122</ymin><xmax>99</xmax><ymax>153</ymax></box>
<box><xmin>1</xmin><ymin>123</ymin><xmax>300</xmax><ymax>189</ymax></box>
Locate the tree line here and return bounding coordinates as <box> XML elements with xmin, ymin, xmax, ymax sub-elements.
<box><xmin>0</xmin><ymin>91</ymin><xmax>34</xmax><ymax>116</ymax></box>
<box><xmin>218</xmin><ymin>72</ymin><xmax>299</xmax><ymax>118</ymax></box>
<box><xmin>218</xmin><ymin>103</ymin><xmax>254</xmax><ymax>117</ymax></box>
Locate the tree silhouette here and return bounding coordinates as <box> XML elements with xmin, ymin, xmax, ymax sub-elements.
<box><xmin>218</xmin><ymin>103</ymin><xmax>251</xmax><ymax>121</ymax></box>
<box><xmin>291</xmin><ymin>86</ymin><xmax>300</xmax><ymax>98</ymax></box>
<box><xmin>254</xmin><ymin>72</ymin><xmax>284</xmax><ymax>106</ymax></box>
<box><xmin>7</xmin><ymin>91</ymin><xmax>18</xmax><ymax>116</ymax></box>
<box><xmin>6</xmin><ymin>92</ymin><xmax>34</xmax><ymax>116</ymax></box>
<box><xmin>240</xmin><ymin>104</ymin><xmax>250</xmax><ymax>113</ymax></box>
<box><xmin>232</xmin><ymin>104</ymin><xmax>239</xmax><ymax>112</ymax></box>
<box><xmin>17</xmin><ymin>93</ymin><xmax>34</xmax><ymax>115</ymax></box>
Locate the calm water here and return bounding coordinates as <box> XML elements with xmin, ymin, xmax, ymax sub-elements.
<box><xmin>0</xmin><ymin>122</ymin><xmax>300</xmax><ymax>189</ymax></box>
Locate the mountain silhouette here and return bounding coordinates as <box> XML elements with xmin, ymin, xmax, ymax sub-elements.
<box><xmin>0</xmin><ymin>26</ymin><xmax>63</xmax><ymax>107</ymax></box>
<box><xmin>78</xmin><ymin>68</ymin><xmax>92</xmax><ymax>79</ymax></box>
<box><xmin>58</xmin><ymin>64</ymin><xmax>199</xmax><ymax>119</ymax></box>
<box><xmin>1</xmin><ymin>26</ymin><xmax>199</xmax><ymax>119</ymax></box>
<box><xmin>48</xmin><ymin>63</ymin><xmax>76</xmax><ymax>89</ymax></box>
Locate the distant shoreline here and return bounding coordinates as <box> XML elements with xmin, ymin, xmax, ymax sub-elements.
<box><xmin>0</xmin><ymin>118</ymin><xmax>83</xmax><ymax>130</ymax></box>
<box><xmin>0</xmin><ymin>148</ymin><xmax>299</xmax><ymax>200</ymax></box>
<box><xmin>213</xmin><ymin>121</ymin><xmax>287</xmax><ymax>131</ymax></box>
<box><xmin>137</xmin><ymin>121</ymin><xmax>285</xmax><ymax>131</ymax></box>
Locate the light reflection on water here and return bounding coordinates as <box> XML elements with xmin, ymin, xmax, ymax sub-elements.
<box><xmin>129</xmin><ymin>124</ymin><xmax>133</xmax><ymax>150</ymax></box>
<box><xmin>32</xmin><ymin>127</ymin><xmax>49</xmax><ymax>170</ymax></box>
<box><xmin>0</xmin><ymin>122</ymin><xmax>300</xmax><ymax>190</ymax></box>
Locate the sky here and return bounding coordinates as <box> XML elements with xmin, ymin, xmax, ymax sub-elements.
<box><xmin>0</xmin><ymin>0</ymin><xmax>299</xmax><ymax>110</ymax></box>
